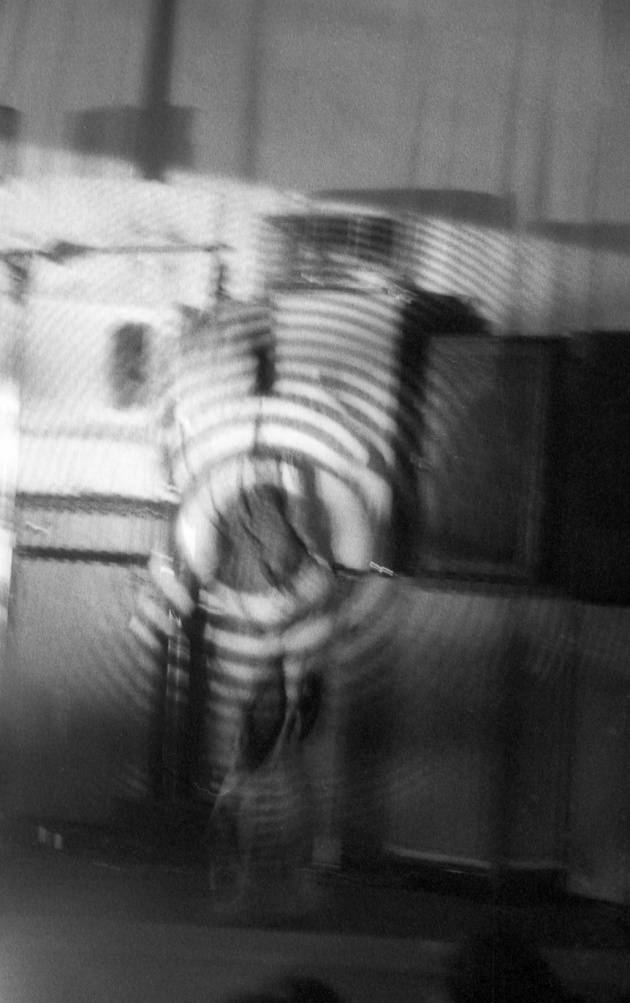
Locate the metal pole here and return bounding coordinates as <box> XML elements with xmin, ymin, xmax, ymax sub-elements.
<box><xmin>0</xmin><ymin>256</ymin><xmax>28</xmax><ymax>812</ymax></box>
<box><xmin>138</xmin><ymin>0</ymin><xmax>179</xmax><ymax>180</ymax></box>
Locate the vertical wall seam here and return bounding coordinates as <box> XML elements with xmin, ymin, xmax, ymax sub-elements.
<box><xmin>585</xmin><ymin>3</ymin><xmax>609</xmax><ymax>330</ymax></box>
<box><xmin>404</xmin><ymin>8</ymin><xmax>433</xmax><ymax>190</ymax></box>
<box><xmin>532</xmin><ymin>3</ymin><xmax>559</xmax><ymax>221</ymax></box>
<box><xmin>241</xmin><ymin>0</ymin><xmax>265</xmax><ymax>182</ymax></box>
<box><xmin>500</xmin><ymin>1</ymin><xmax>529</xmax><ymax>333</ymax></box>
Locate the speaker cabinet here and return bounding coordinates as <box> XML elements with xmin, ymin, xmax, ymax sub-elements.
<box><xmin>415</xmin><ymin>337</ymin><xmax>556</xmax><ymax>582</ymax></box>
<box><xmin>3</xmin><ymin>498</ymin><xmax>170</xmax><ymax>824</ymax></box>
<box><xmin>556</xmin><ymin>334</ymin><xmax>630</xmax><ymax>604</ymax></box>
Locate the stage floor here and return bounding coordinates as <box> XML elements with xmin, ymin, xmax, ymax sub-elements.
<box><xmin>0</xmin><ymin>827</ymin><xmax>628</xmax><ymax>1003</ymax></box>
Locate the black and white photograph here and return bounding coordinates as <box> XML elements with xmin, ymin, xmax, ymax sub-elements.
<box><xmin>0</xmin><ymin>2</ymin><xmax>629</xmax><ymax>1000</ymax></box>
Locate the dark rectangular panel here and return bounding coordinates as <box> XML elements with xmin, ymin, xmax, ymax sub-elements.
<box><xmin>3</xmin><ymin>558</ymin><xmax>158</xmax><ymax>824</ymax></box>
<box><xmin>415</xmin><ymin>336</ymin><xmax>554</xmax><ymax>581</ymax></box>
<box><xmin>15</xmin><ymin>495</ymin><xmax>169</xmax><ymax>558</ymax></box>
<box><xmin>557</xmin><ymin>334</ymin><xmax>630</xmax><ymax>604</ymax></box>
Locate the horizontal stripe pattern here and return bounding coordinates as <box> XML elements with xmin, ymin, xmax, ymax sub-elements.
<box><xmin>271</xmin><ymin>289</ymin><xmax>408</xmax><ymax>470</ymax></box>
<box><xmin>166</xmin><ymin>289</ymin><xmax>429</xmax><ymax>509</ymax></box>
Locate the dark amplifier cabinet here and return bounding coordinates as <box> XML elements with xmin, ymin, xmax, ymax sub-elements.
<box><xmin>412</xmin><ymin>336</ymin><xmax>559</xmax><ymax>584</ymax></box>
<box><xmin>554</xmin><ymin>333</ymin><xmax>630</xmax><ymax>605</ymax></box>
<box><xmin>3</xmin><ymin>496</ymin><xmax>170</xmax><ymax>825</ymax></box>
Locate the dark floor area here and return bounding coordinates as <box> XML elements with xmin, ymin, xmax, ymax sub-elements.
<box><xmin>2</xmin><ymin>805</ymin><xmax>629</xmax><ymax>947</ymax></box>
<box><xmin>1</xmin><ymin>807</ymin><xmax>629</xmax><ymax>1002</ymax></box>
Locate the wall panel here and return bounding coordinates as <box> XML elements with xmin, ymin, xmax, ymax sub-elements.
<box><xmin>439</xmin><ymin>5</ymin><xmax>520</xmax><ymax>193</ymax></box>
<box><xmin>170</xmin><ymin>0</ymin><xmax>253</xmax><ymax>178</ymax></box>
<box><xmin>257</xmin><ymin>2</ymin><xmax>423</xmax><ymax>190</ymax></box>
<box><xmin>407</xmin><ymin>14</ymin><xmax>462</xmax><ymax>191</ymax></box>
<box><xmin>504</xmin><ymin>0</ymin><xmax>555</xmax><ymax>217</ymax></box>
<box><xmin>595</xmin><ymin>2</ymin><xmax>630</xmax><ymax>221</ymax></box>
<box><xmin>0</xmin><ymin>0</ymin><xmax>629</xmax><ymax>243</ymax></box>
<box><xmin>5</xmin><ymin>0</ymin><xmax>151</xmax><ymax>178</ymax></box>
<box><xmin>60</xmin><ymin>0</ymin><xmax>150</xmax><ymax>114</ymax></box>
<box><xmin>545</xmin><ymin>1</ymin><xmax>605</xmax><ymax>221</ymax></box>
